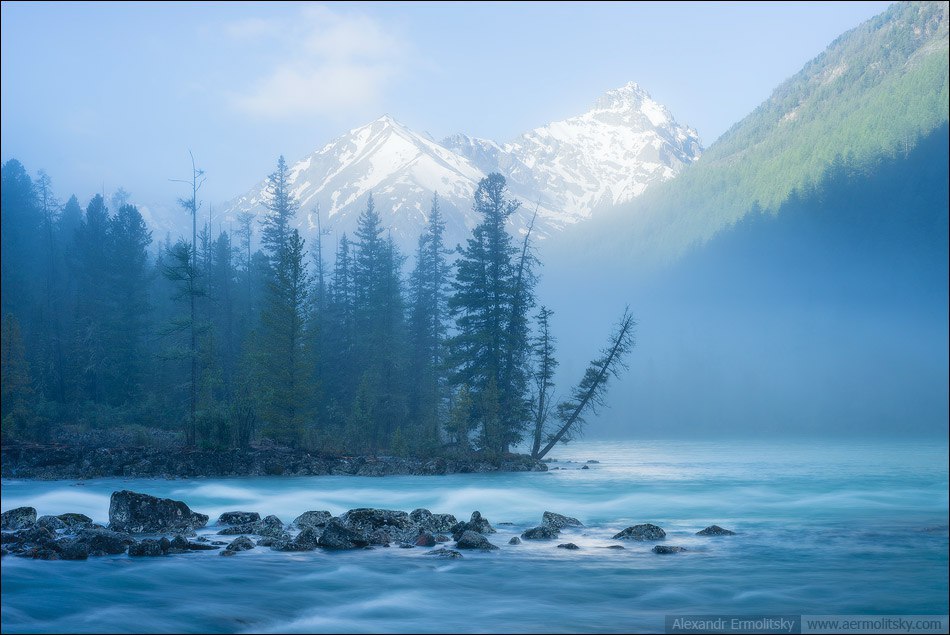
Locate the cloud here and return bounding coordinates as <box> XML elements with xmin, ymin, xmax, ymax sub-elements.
<box><xmin>228</xmin><ymin>6</ymin><xmax>407</xmax><ymax>119</ymax></box>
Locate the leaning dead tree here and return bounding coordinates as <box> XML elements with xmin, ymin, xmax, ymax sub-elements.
<box><xmin>534</xmin><ymin>307</ymin><xmax>636</xmax><ymax>460</ymax></box>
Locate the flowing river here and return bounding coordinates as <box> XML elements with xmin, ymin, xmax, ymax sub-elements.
<box><xmin>2</xmin><ymin>439</ymin><xmax>947</xmax><ymax>633</ymax></box>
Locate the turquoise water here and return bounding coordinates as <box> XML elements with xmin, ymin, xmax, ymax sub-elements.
<box><xmin>2</xmin><ymin>440</ymin><xmax>948</xmax><ymax>633</ymax></box>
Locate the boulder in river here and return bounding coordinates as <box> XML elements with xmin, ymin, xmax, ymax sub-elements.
<box><xmin>340</xmin><ymin>508</ymin><xmax>413</xmax><ymax>541</ymax></box>
<box><xmin>542</xmin><ymin>511</ymin><xmax>583</xmax><ymax>529</ymax></box>
<box><xmin>221</xmin><ymin>536</ymin><xmax>255</xmax><ymax>555</ymax></box>
<box><xmin>409</xmin><ymin>508</ymin><xmax>458</xmax><ymax>533</ymax></box>
<box><xmin>61</xmin><ymin>541</ymin><xmax>89</xmax><ymax>560</ymax></box>
<box><xmin>455</xmin><ymin>530</ymin><xmax>499</xmax><ymax>550</ymax></box>
<box><xmin>217</xmin><ymin>511</ymin><xmax>261</xmax><ymax>526</ymax></box>
<box><xmin>36</xmin><ymin>515</ymin><xmax>67</xmax><ymax>531</ymax></box>
<box><xmin>425</xmin><ymin>547</ymin><xmax>463</xmax><ymax>559</ymax></box>
<box><xmin>128</xmin><ymin>538</ymin><xmax>169</xmax><ymax>557</ymax></box>
<box><xmin>257</xmin><ymin>515</ymin><xmax>286</xmax><ymax>538</ymax></box>
<box><xmin>612</xmin><ymin>524</ymin><xmax>666</xmax><ymax>541</ymax></box>
<box><xmin>652</xmin><ymin>545</ymin><xmax>687</xmax><ymax>554</ymax></box>
<box><xmin>522</xmin><ymin>525</ymin><xmax>559</xmax><ymax>540</ymax></box>
<box><xmin>696</xmin><ymin>525</ymin><xmax>735</xmax><ymax>536</ymax></box>
<box><xmin>1</xmin><ymin>506</ymin><xmax>37</xmax><ymax>530</ymax></box>
<box><xmin>74</xmin><ymin>528</ymin><xmax>134</xmax><ymax>556</ymax></box>
<box><xmin>317</xmin><ymin>519</ymin><xmax>370</xmax><ymax>550</ymax></box>
<box><xmin>450</xmin><ymin>511</ymin><xmax>496</xmax><ymax>540</ymax></box>
<box><xmin>557</xmin><ymin>543</ymin><xmax>580</xmax><ymax>550</ymax></box>
<box><xmin>414</xmin><ymin>532</ymin><xmax>436</xmax><ymax>547</ymax></box>
<box><xmin>508</xmin><ymin>536</ymin><xmax>521</xmax><ymax>545</ymax></box>
<box><xmin>292</xmin><ymin>511</ymin><xmax>333</xmax><ymax>530</ymax></box>
<box><xmin>108</xmin><ymin>490</ymin><xmax>208</xmax><ymax>534</ymax></box>
<box><xmin>56</xmin><ymin>513</ymin><xmax>93</xmax><ymax>529</ymax></box>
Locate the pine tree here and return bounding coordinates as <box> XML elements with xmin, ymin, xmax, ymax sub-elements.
<box><xmin>350</xmin><ymin>195</ymin><xmax>407</xmax><ymax>452</ymax></box>
<box><xmin>257</xmin><ymin>157</ymin><xmax>310</xmax><ymax>446</ymax></box>
<box><xmin>102</xmin><ymin>203</ymin><xmax>152</xmax><ymax>405</ymax></box>
<box><xmin>407</xmin><ymin>194</ymin><xmax>451</xmax><ymax>450</ymax></box>
<box><xmin>448</xmin><ymin>173</ymin><xmax>532</xmax><ymax>455</ymax></box>
<box><xmin>73</xmin><ymin>194</ymin><xmax>111</xmax><ymax>405</ymax></box>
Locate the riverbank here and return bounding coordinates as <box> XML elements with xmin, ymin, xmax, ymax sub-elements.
<box><xmin>0</xmin><ymin>443</ymin><xmax>546</xmax><ymax>480</ymax></box>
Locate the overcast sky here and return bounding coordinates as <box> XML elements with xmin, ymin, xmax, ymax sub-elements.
<box><xmin>1</xmin><ymin>1</ymin><xmax>893</xmax><ymax>214</ymax></box>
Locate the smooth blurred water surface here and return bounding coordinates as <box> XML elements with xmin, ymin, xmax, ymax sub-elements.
<box><xmin>2</xmin><ymin>440</ymin><xmax>948</xmax><ymax>633</ymax></box>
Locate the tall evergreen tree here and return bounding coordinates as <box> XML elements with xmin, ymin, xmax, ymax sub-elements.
<box><xmin>102</xmin><ymin>203</ymin><xmax>152</xmax><ymax>405</ymax></box>
<box><xmin>72</xmin><ymin>195</ymin><xmax>111</xmax><ymax>405</ymax></box>
<box><xmin>256</xmin><ymin>156</ymin><xmax>310</xmax><ymax>446</ymax></box>
<box><xmin>407</xmin><ymin>194</ymin><xmax>451</xmax><ymax>450</ymax></box>
<box><xmin>448</xmin><ymin>174</ymin><xmax>533</xmax><ymax>455</ymax></box>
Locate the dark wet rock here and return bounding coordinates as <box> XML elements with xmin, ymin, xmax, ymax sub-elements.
<box><xmin>17</xmin><ymin>547</ymin><xmax>61</xmax><ymax>560</ymax></box>
<box><xmin>557</xmin><ymin>542</ymin><xmax>580</xmax><ymax>550</ymax></box>
<box><xmin>129</xmin><ymin>539</ymin><xmax>167</xmax><ymax>557</ymax></box>
<box><xmin>542</xmin><ymin>511</ymin><xmax>583</xmax><ymax>529</ymax></box>
<box><xmin>292</xmin><ymin>511</ymin><xmax>332</xmax><ymax>530</ymax></box>
<box><xmin>398</xmin><ymin>542</ymin><xmax>414</xmax><ymax>549</ymax></box>
<box><xmin>612</xmin><ymin>524</ymin><xmax>666</xmax><ymax>541</ymax></box>
<box><xmin>5</xmin><ymin>526</ymin><xmax>59</xmax><ymax>556</ymax></box>
<box><xmin>426</xmin><ymin>547</ymin><xmax>463</xmax><ymax>559</ymax></box>
<box><xmin>340</xmin><ymin>508</ymin><xmax>413</xmax><ymax>541</ymax></box>
<box><xmin>169</xmin><ymin>534</ymin><xmax>219</xmax><ymax>551</ymax></box>
<box><xmin>586</xmin><ymin>460</ymin><xmax>600</xmax><ymax>464</ymax></box>
<box><xmin>409</xmin><ymin>508</ymin><xmax>458</xmax><ymax>533</ymax></box>
<box><xmin>61</xmin><ymin>541</ymin><xmax>89</xmax><ymax>560</ymax></box>
<box><xmin>221</xmin><ymin>536</ymin><xmax>255</xmax><ymax>555</ymax></box>
<box><xmin>217</xmin><ymin>523</ymin><xmax>258</xmax><ymax>535</ymax></box>
<box><xmin>210</xmin><ymin>540</ymin><xmax>227</xmax><ymax>546</ymax></box>
<box><xmin>109</xmin><ymin>490</ymin><xmax>208</xmax><ymax>534</ymax></box>
<box><xmin>508</xmin><ymin>536</ymin><xmax>521</xmax><ymax>545</ymax></box>
<box><xmin>217</xmin><ymin>511</ymin><xmax>261</xmax><ymax>526</ymax></box>
<box><xmin>697</xmin><ymin>525</ymin><xmax>735</xmax><ymax>536</ymax></box>
<box><xmin>605</xmin><ymin>545</ymin><xmax>626</xmax><ymax>550</ymax></box>
<box><xmin>169</xmin><ymin>535</ymin><xmax>190</xmax><ymax>551</ymax></box>
<box><xmin>450</xmin><ymin>511</ymin><xmax>495</xmax><ymax>540</ymax></box>
<box><xmin>522</xmin><ymin>525</ymin><xmax>560</xmax><ymax>540</ymax></box>
<box><xmin>367</xmin><ymin>529</ymin><xmax>393</xmax><ymax>546</ymax></box>
<box><xmin>317</xmin><ymin>519</ymin><xmax>370</xmax><ymax>550</ymax></box>
<box><xmin>652</xmin><ymin>545</ymin><xmax>687</xmax><ymax>554</ymax></box>
<box><xmin>434</xmin><ymin>534</ymin><xmax>450</xmax><ymax>543</ymax></box>
<box><xmin>455</xmin><ymin>530</ymin><xmax>499</xmax><ymax>550</ymax></box>
<box><xmin>255</xmin><ymin>536</ymin><xmax>280</xmax><ymax>547</ymax></box>
<box><xmin>414</xmin><ymin>532</ymin><xmax>436</xmax><ymax>547</ymax></box>
<box><xmin>37</xmin><ymin>515</ymin><xmax>67</xmax><ymax>531</ymax></box>
<box><xmin>258</xmin><ymin>515</ymin><xmax>286</xmax><ymax>538</ymax></box>
<box><xmin>581</xmin><ymin>465</ymin><xmax>589</xmax><ymax>470</ymax></box>
<box><xmin>289</xmin><ymin>527</ymin><xmax>322</xmax><ymax>551</ymax></box>
<box><xmin>72</xmin><ymin>528</ymin><xmax>133</xmax><ymax>556</ymax></box>
<box><xmin>1</xmin><ymin>506</ymin><xmax>37</xmax><ymax>530</ymax></box>
<box><xmin>57</xmin><ymin>513</ymin><xmax>93</xmax><ymax>529</ymax></box>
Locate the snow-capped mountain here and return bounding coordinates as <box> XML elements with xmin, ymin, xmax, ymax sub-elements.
<box><xmin>222</xmin><ymin>82</ymin><xmax>701</xmax><ymax>252</ymax></box>
<box><xmin>223</xmin><ymin>115</ymin><xmax>563</xmax><ymax>252</ymax></box>
<box><xmin>442</xmin><ymin>81</ymin><xmax>702</xmax><ymax>220</ymax></box>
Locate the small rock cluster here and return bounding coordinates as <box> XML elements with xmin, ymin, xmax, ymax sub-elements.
<box><xmin>1</xmin><ymin>492</ymin><xmax>736</xmax><ymax>561</ymax></box>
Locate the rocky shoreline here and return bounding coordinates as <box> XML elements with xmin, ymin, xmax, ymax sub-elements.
<box><xmin>1</xmin><ymin>490</ymin><xmax>735</xmax><ymax>561</ymax></box>
<box><xmin>0</xmin><ymin>443</ymin><xmax>547</xmax><ymax>480</ymax></box>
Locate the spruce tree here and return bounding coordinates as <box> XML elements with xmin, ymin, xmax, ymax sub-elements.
<box><xmin>448</xmin><ymin>173</ymin><xmax>532</xmax><ymax>455</ymax></box>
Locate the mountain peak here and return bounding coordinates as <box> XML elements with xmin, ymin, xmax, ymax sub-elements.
<box><xmin>592</xmin><ymin>81</ymin><xmax>651</xmax><ymax>111</ymax></box>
